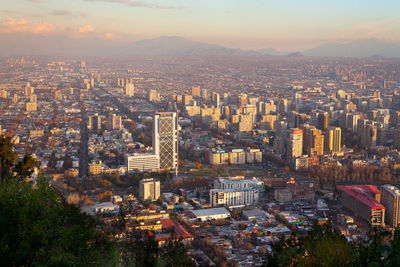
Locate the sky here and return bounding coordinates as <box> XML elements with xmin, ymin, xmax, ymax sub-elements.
<box><xmin>1</xmin><ymin>0</ymin><xmax>400</xmax><ymax>51</ymax></box>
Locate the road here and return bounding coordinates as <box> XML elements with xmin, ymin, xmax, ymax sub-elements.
<box><xmin>78</xmin><ymin>102</ymin><xmax>89</xmax><ymax>179</ymax></box>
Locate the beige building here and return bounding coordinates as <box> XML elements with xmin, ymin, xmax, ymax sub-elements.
<box><xmin>381</xmin><ymin>185</ymin><xmax>400</xmax><ymax>228</ymax></box>
<box><xmin>191</xmin><ymin>86</ymin><xmax>200</xmax><ymax>97</ymax></box>
<box><xmin>89</xmin><ymin>161</ymin><xmax>103</xmax><ymax>175</ymax></box>
<box><xmin>125</xmin><ymin>83</ymin><xmax>134</xmax><ymax>97</ymax></box>
<box><xmin>26</xmin><ymin>102</ymin><xmax>37</xmax><ymax>112</ymax></box>
<box><xmin>139</xmin><ymin>178</ymin><xmax>160</xmax><ymax>201</ymax></box>
<box><xmin>287</xmin><ymin>128</ymin><xmax>303</xmax><ymax>159</ymax></box>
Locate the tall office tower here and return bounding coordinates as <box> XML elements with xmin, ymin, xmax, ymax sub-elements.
<box><xmin>54</xmin><ymin>90</ymin><xmax>63</xmax><ymax>100</ymax></box>
<box><xmin>29</xmin><ymin>94</ymin><xmax>37</xmax><ymax>103</ymax></box>
<box><xmin>125</xmin><ymin>83</ymin><xmax>134</xmax><ymax>97</ymax></box>
<box><xmin>201</xmin><ymin>88</ymin><xmax>208</xmax><ymax>99</ymax></box>
<box><xmin>325</xmin><ymin>127</ymin><xmax>341</xmax><ymax>152</ymax></box>
<box><xmin>25</xmin><ymin>83</ymin><xmax>34</xmax><ymax>97</ymax></box>
<box><xmin>139</xmin><ymin>178</ymin><xmax>160</xmax><ymax>201</ymax></box>
<box><xmin>237</xmin><ymin>114</ymin><xmax>253</xmax><ymax>132</ymax></box>
<box><xmin>88</xmin><ymin>114</ymin><xmax>102</xmax><ymax>133</ymax></box>
<box><xmin>377</xmin><ymin>124</ymin><xmax>387</xmax><ymax>146</ymax></box>
<box><xmin>287</xmin><ymin>128</ymin><xmax>303</xmax><ymax>160</ymax></box>
<box><xmin>303</xmin><ymin>125</ymin><xmax>318</xmax><ymax>155</ymax></box>
<box><xmin>153</xmin><ymin>112</ymin><xmax>178</xmax><ymax>171</ymax></box>
<box><xmin>294</xmin><ymin>92</ymin><xmax>302</xmax><ymax>106</ymax></box>
<box><xmin>90</xmin><ymin>78</ymin><xmax>95</xmax><ymax>88</ymax></box>
<box><xmin>183</xmin><ymin>95</ymin><xmax>193</xmax><ymax>105</ymax></box>
<box><xmin>311</xmin><ymin>134</ymin><xmax>324</xmax><ymax>156</ymax></box>
<box><xmin>317</xmin><ymin>112</ymin><xmax>330</xmax><ymax>130</ymax></box>
<box><xmin>278</xmin><ymin>98</ymin><xmax>288</xmax><ymax>113</ymax></box>
<box><xmin>212</xmin><ymin>92</ymin><xmax>220</xmax><ymax>107</ymax></box>
<box><xmin>81</xmin><ymin>60</ymin><xmax>86</xmax><ymax>69</ymax></box>
<box><xmin>238</xmin><ymin>94</ymin><xmax>248</xmax><ymax>107</ymax></box>
<box><xmin>191</xmin><ymin>86</ymin><xmax>201</xmax><ymax>97</ymax></box>
<box><xmin>361</xmin><ymin>122</ymin><xmax>377</xmax><ymax>149</ymax></box>
<box><xmin>222</xmin><ymin>106</ymin><xmax>230</xmax><ymax>119</ymax></box>
<box><xmin>148</xmin><ymin>89</ymin><xmax>160</xmax><ymax>102</ymax></box>
<box><xmin>273</xmin><ymin>120</ymin><xmax>288</xmax><ymax>155</ymax></box>
<box><xmin>108</xmin><ymin>114</ymin><xmax>122</xmax><ymax>130</ymax></box>
<box><xmin>381</xmin><ymin>185</ymin><xmax>400</xmax><ymax>228</ymax></box>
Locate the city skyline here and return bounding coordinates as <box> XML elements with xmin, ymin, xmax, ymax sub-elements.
<box><xmin>1</xmin><ymin>0</ymin><xmax>400</xmax><ymax>51</ymax></box>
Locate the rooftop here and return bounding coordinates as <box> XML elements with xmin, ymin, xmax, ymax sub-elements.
<box><xmin>337</xmin><ymin>185</ymin><xmax>384</xmax><ymax>209</ymax></box>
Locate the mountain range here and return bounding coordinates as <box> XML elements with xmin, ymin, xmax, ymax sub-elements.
<box><xmin>0</xmin><ymin>34</ymin><xmax>400</xmax><ymax>58</ymax></box>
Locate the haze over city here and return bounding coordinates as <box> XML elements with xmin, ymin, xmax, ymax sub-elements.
<box><xmin>1</xmin><ymin>0</ymin><xmax>400</xmax><ymax>54</ymax></box>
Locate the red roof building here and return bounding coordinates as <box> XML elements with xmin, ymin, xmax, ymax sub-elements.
<box><xmin>337</xmin><ymin>185</ymin><xmax>385</xmax><ymax>226</ymax></box>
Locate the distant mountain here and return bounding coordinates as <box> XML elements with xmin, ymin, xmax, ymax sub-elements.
<box><xmin>257</xmin><ymin>47</ymin><xmax>287</xmax><ymax>56</ymax></box>
<box><xmin>287</xmin><ymin>52</ymin><xmax>303</xmax><ymax>57</ymax></box>
<box><xmin>120</xmin><ymin>36</ymin><xmax>255</xmax><ymax>56</ymax></box>
<box><xmin>303</xmin><ymin>39</ymin><xmax>400</xmax><ymax>58</ymax></box>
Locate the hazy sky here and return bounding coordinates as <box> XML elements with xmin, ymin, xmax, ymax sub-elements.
<box><xmin>1</xmin><ymin>0</ymin><xmax>400</xmax><ymax>50</ymax></box>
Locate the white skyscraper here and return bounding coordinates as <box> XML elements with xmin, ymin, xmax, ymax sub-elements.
<box><xmin>153</xmin><ymin>112</ymin><xmax>178</xmax><ymax>171</ymax></box>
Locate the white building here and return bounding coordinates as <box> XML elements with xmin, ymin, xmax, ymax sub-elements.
<box><xmin>191</xmin><ymin>207</ymin><xmax>230</xmax><ymax>221</ymax></box>
<box><xmin>140</xmin><ymin>178</ymin><xmax>160</xmax><ymax>201</ymax></box>
<box><xmin>213</xmin><ymin>177</ymin><xmax>264</xmax><ymax>192</ymax></box>
<box><xmin>210</xmin><ymin>188</ymin><xmax>259</xmax><ymax>208</ymax></box>
<box><xmin>153</xmin><ymin>112</ymin><xmax>178</xmax><ymax>171</ymax></box>
<box><xmin>126</xmin><ymin>153</ymin><xmax>160</xmax><ymax>172</ymax></box>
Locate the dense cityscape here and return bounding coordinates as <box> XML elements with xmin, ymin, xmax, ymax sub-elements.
<box><xmin>2</xmin><ymin>0</ymin><xmax>400</xmax><ymax>266</ymax></box>
<box><xmin>1</xmin><ymin>54</ymin><xmax>400</xmax><ymax>265</ymax></box>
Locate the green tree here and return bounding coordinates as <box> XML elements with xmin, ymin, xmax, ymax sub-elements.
<box><xmin>14</xmin><ymin>153</ymin><xmax>39</xmax><ymax>180</ymax></box>
<box><xmin>0</xmin><ymin>135</ymin><xmax>17</xmax><ymax>181</ymax></box>
<box><xmin>0</xmin><ymin>176</ymin><xmax>119</xmax><ymax>266</ymax></box>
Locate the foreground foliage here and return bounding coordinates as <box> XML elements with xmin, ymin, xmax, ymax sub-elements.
<box><xmin>266</xmin><ymin>222</ymin><xmax>400</xmax><ymax>267</ymax></box>
<box><xmin>0</xmin><ymin>135</ymin><xmax>193</xmax><ymax>266</ymax></box>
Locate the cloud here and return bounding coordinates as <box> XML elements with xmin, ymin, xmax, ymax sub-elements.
<box><xmin>84</xmin><ymin>0</ymin><xmax>177</xmax><ymax>9</ymax></box>
<box><xmin>49</xmin><ymin>9</ymin><xmax>87</xmax><ymax>17</ymax></box>
<box><xmin>104</xmin><ymin>32</ymin><xmax>115</xmax><ymax>39</ymax></box>
<box><xmin>0</xmin><ymin>18</ymin><xmax>56</xmax><ymax>34</ymax></box>
<box><xmin>79</xmin><ymin>25</ymin><xmax>95</xmax><ymax>33</ymax></box>
<box><xmin>29</xmin><ymin>0</ymin><xmax>44</xmax><ymax>3</ymax></box>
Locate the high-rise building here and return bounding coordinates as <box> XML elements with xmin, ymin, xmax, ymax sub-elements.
<box><xmin>148</xmin><ymin>89</ymin><xmax>160</xmax><ymax>102</ymax></box>
<box><xmin>381</xmin><ymin>185</ymin><xmax>400</xmax><ymax>228</ymax></box>
<box><xmin>108</xmin><ymin>114</ymin><xmax>122</xmax><ymax>130</ymax></box>
<box><xmin>312</xmin><ymin>134</ymin><xmax>324</xmax><ymax>156</ymax></box>
<box><xmin>26</xmin><ymin>102</ymin><xmax>37</xmax><ymax>112</ymax></box>
<box><xmin>25</xmin><ymin>84</ymin><xmax>34</xmax><ymax>97</ymax></box>
<box><xmin>191</xmin><ymin>86</ymin><xmax>200</xmax><ymax>97</ymax></box>
<box><xmin>201</xmin><ymin>88</ymin><xmax>208</xmax><ymax>99</ymax></box>
<box><xmin>29</xmin><ymin>94</ymin><xmax>37</xmax><ymax>103</ymax></box>
<box><xmin>237</xmin><ymin>114</ymin><xmax>253</xmax><ymax>132</ymax></box>
<box><xmin>139</xmin><ymin>178</ymin><xmax>160</xmax><ymax>201</ymax></box>
<box><xmin>325</xmin><ymin>127</ymin><xmax>341</xmax><ymax>152</ymax></box>
<box><xmin>88</xmin><ymin>114</ymin><xmax>102</xmax><ymax>133</ymax></box>
<box><xmin>317</xmin><ymin>112</ymin><xmax>330</xmax><ymax>130</ymax></box>
<box><xmin>153</xmin><ymin>112</ymin><xmax>178</xmax><ymax>171</ymax></box>
<box><xmin>212</xmin><ymin>92</ymin><xmax>220</xmax><ymax>107</ymax></box>
<box><xmin>125</xmin><ymin>83</ymin><xmax>134</xmax><ymax>97</ymax></box>
<box><xmin>287</xmin><ymin>128</ymin><xmax>303</xmax><ymax>159</ymax></box>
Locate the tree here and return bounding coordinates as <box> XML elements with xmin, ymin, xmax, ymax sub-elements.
<box><xmin>0</xmin><ymin>176</ymin><xmax>119</xmax><ymax>266</ymax></box>
<box><xmin>0</xmin><ymin>136</ymin><xmax>119</xmax><ymax>265</ymax></box>
<box><xmin>14</xmin><ymin>153</ymin><xmax>39</xmax><ymax>180</ymax></box>
<box><xmin>0</xmin><ymin>135</ymin><xmax>17</xmax><ymax>182</ymax></box>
